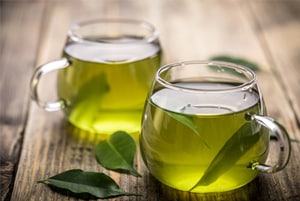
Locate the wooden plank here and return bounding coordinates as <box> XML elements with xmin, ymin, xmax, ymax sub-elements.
<box><xmin>0</xmin><ymin>2</ymin><xmax>45</xmax><ymax>201</ymax></box>
<box><xmin>9</xmin><ymin>0</ymin><xmax>300</xmax><ymax>200</ymax></box>
<box><xmin>239</xmin><ymin>1</ymin><xmax>300</xmax><ymax>200</ymax></box>
<box><xmin>10</xmin><ymin>1</ymin><xmax>122</xmax><ymax>200</ymax></box>
<box><xmin>250</xmin><ymin>1</ymin><xmax>300</xmax><ymax>123</ymax></box>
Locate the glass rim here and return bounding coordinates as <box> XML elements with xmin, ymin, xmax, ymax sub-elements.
<box><xmin>67</xmin><ymin>18</ymin><xmax>159</xmax><ymax>44</ymax></box>
<box><xmin>156</xmin><ymin>60</ymin><xmax>257</xmax><ymax>93</ymax></box>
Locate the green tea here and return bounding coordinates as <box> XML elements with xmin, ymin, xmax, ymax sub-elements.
<box><xmin>140</xmin><ymin>82</ymin><xmax>269</xmax><ymax>192</ymax></box>
<box><xmin>57</xmin><ymin>37</ymin><xmax>161</xmax><ymax>134</ymax></box>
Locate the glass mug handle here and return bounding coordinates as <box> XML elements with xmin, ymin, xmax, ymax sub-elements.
<box><xmin>30</xmin><ymin>58</ymin><xmax>70</xmax><ymax>111</ymax></box>
<box><xmin>247</xmin><ymin>114</ymin><xmax>291</xmax><ymax>173</ymax></box>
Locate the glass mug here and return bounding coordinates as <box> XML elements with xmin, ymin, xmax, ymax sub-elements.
<box><xmin>30</xmin><ymin>19</ymin><xmax>162</xmax><ymax>135</ymax></box>
<box><xmin>140</xmin><ymin>61</ymin><xmax>291</xmax><ymax>193</ymax></box>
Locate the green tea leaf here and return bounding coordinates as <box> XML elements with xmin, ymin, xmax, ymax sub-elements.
<box><xmin>166</xmin><ymin>112</ymin><xmax>199</xmax><ymax>134</ymax></box>
<box><xmin>95</xmin><ymin>131</ymin><xmax>141</xmax><ymax>177</ymax></box>
<box><xmin>77</xmin><ymin>73</ymin><xmax>110</xmax><ymax>101</ymax></box>
<box><xmin>68</xmin><ymin>73</ymin><xmax>110</xmax><ymax>133</ymax></box>
<box><xmin>210</xmin><ymin>55</ymin><xmax>260</xmax><ymax>72</ymax></box>
<box><xmin>38</xmin><ymin>169</ymin><xmax>138</xmax><ymax>199</ymax></box>
<box><xmin>190</xmin><ymin>122</ymin><xmax>260</xmax><ymax>190</ymax></box>
<box><xmin>166</xmin><ymin>111</ymin><xmax>210</xmax><ymax>149</ymax></box>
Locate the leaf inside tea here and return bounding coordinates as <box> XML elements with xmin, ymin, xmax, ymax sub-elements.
<box><xmin>166</xmin><ymin>111</ymin><xmax>210</xmax><ymax>149</ymax></box>
<box><xmin>190</xmin><ymin>122</ymin><xmax>261</xmax><ymax>190</ymax></box>
<box><xmin>67</xmin><ymin>73</ymin><xmax>110</xmax><ymax>133</ymax></box>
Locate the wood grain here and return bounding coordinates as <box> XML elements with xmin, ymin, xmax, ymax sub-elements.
<box><xmin>0</xmin><ymin>2</ymin><xmax>45</xmax><ymax>200</ymax></box>
<box><xmin>246</xmin><ymin>1</ymin><xmax>300</xmax><ymax>200</ymax></box>
<box><xmin>1</xmin><ymin>0</ymin><xmax>300</xmax><ymax>201</ymax></box>
<box><xmin>251</xmin><ymin>1</ymin><xmax>300</xmax><ymax>122</ymax></box>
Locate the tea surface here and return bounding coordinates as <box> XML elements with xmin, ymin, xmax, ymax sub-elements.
<box><xmin>140</xmin><ymin>82</ymin><xmax>269</xmax><ymax>192</ymax></box>
<box><xmin>58</xmin><ymin>37</ymin><xmax>161</xmax><ymax>134</ymax></box>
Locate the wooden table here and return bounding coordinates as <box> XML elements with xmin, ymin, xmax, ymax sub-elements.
<box><xmin>1</xmin><ymin>0</ymin><xmax>300</xmax><ymax>200</ymax></box>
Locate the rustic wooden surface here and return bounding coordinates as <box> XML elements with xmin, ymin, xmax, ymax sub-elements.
<box><xmin>1</xmin><ymin>0</ymin><xmax>300</xmax><ymax>200</ymax></box>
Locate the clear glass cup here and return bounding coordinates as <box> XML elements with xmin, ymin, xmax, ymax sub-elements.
<box><xmin>140</xmin><ymin>61</ymin><xmax>291</xmax><ymax>193</ymax></box>
<box><xmin>30</xmin><ymin>19</ymin><xmax>162</xmax><ymax>135</ymax></box>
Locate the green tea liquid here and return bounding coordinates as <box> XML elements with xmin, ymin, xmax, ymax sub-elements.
<box><xmin>140</xmin><ymin>82</ymin><xmax>269</xmax><ymax>192</ymax></box>
<box><xmin>58</xmin><ymin>38</ymin><xmax>161</xmax><ymax>134</ymax></box>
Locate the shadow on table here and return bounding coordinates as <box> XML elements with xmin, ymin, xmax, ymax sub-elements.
<box><xmin>64</xmin><ymin>122</ymin><xmax>110</xmax><ymax>144</ymax></box>
<box><xmin>146</xmin><ymin>173</ymin><xmax>261</xmax><ymax>201</ymax></box>
<box><xmin>64</xmin><ymin>121</ymin><xmax>140</xmax><ymax>144</ymax></box>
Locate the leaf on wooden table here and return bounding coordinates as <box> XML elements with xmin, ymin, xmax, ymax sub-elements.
<box><xmin>95</xmin><ymin>131</ymin><xmax>141</xmax><ymax>177</ymax></box>
<box><xmin>38</xmin><ymin>169</ymin><xmax>138</xmax><ymax>199</ymax></box>
<box><xmin>190</xmin><ymin>122</ymin><xmax>261</xmax><ymax>190</ymax></box>
<box><xmin>210</xmin><ymin>55</ymin><xmax>260</xmax><ymax>72</ymax></box>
